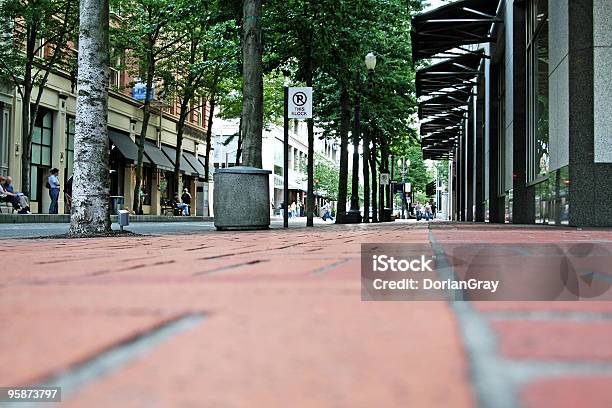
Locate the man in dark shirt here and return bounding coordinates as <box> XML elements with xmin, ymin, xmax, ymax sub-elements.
<box><xmin>181</xmin><ymin>188</ymin><xmax>192</xmax><ymax>216</ymax></box>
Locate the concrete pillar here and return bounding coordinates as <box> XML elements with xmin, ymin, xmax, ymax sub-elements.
<box><xmin>55</xmin><ymin>95</ymin><xmax>67</xmax><ymax>214</ymax></box>
<box><xmin>12</xmin><ymin>95</ymin><xmax>22</xmax><ymax>190</ymax></box>
<box><xmin>567</xmin><ymin>0</ymin><xmax>612</xmax><ymax>226</ymax></box>
<box><xmin>511</xmin><ymin>1</ymin><xmax>535</xmax><ymax>224</ymax></box>
<box><xmin>488</xmin><ymin>59</ymin><xmax>503</xmax><ymax>223</ymax></box>
<box><xmin>466</xmin><ymin>98</ymin><xmax>475</xmax><ymax>222</ymax></box>
<box><xmin>150</xmin><ymin>170</ymin><xmax>160</xmax><ymax>215</ymax></box>
<box><xmin>475</xmin><ymin>82</ymin><xmax>486</xmax><ymax>222</ymax></box>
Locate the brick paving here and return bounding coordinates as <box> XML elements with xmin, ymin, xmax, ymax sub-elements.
<box><xmin>1</xmin><ymin>222</ymin><xmax>612</xmax><ymax>407</ymax></box>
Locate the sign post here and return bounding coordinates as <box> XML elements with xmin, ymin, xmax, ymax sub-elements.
<box><xmin>284</xmin><ymin>87</ymin><xmax>313</xmax><ymax>228</ymax></box>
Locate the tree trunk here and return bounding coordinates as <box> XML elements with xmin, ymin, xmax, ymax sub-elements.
<box><xmin>132</xmin><ymin>49</ymin><xmax>155</xmax><ymax>213</ymax></box>
<box><xmin>335</xmin><ymin>86</ymin><xmax>350</xmax><ymax>223</ymax></box>
<box><xmin>69</xmin><ymin>0</ymin><xmax>111</xmax><ymax>234</ymax></box>
<box><xmin>378</xmin><ymin>137</ymin><xmax>385</xmax><ymax>220</ymax></box>
<box><xmin>362</xmin><ymin>127</ymin><xmax>370</xmax><ymax>223</ymax></box>
<box><xmin>380</xmin><ymin>134</ymin><xmax>389</xmax><ymax>217</ymax></box>
<box><xmin>370</xmin><ymin>138</ymin><xmax>378</xmax><ymax>223</ymax></box>
<box><xmin>235</xmin><ymin>116</ymin><xmax>242</xmax><ymax>166</ymax></box>
<box><xmin>20</xmin><ymin>86</ymin><xmax>32</xmax><ymax>198</ymax></box>
<box><xmin>350</xmin><ymin>78</ymin><xmax>361</xmax><ymax>213</ymax></box>
<box><xmin>204</xmin><ymin>98</ymin><xmax>215</xmax><ymax>180</ymax></box>
<box><xmin>240</xmin><ymin>0</ymin><xmax>263</xmax><ymax>168</ymax></box>
<box><xmin>174</xmin><ymin>100</ymin><xmax>189</xmax><ymax>190</ymax></box>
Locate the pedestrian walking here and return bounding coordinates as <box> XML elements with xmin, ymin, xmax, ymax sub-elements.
<box><xmin>431</xmin><ymin>201</ymin><xmax>437</xmax><ymax>220</ymax></box>
<box><xmin>322</xmin><ymin>200</ymin><xmax>334</xmax><ymax>221</ymax></box>
<box><xmin>47</xmin><ymin>168</ymin><xmax>60</xmax><ymax>214</ymax></box>
<box><xmin>415</xmin><ymin>202</ymin><xmax>422</xmax><ymax>221</ymax></box>
<box><xmin>424</xmin><ymin>202</ymin><xmax>432</xmax><ymax>221</ymax></box>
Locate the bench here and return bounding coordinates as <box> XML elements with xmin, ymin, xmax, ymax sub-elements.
<box><xmin>161</xmin><ymin>199</ymin><xmax>183</xmax><ymax>216</ymax></box>
<box><xmin>0</xmin><ymin>200</ymin><xmax>15</xmax><ymax>214</ymax></box>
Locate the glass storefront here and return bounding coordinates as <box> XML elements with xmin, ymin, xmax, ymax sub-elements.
<box><xmin>31</xmin><ymin>109</ymin><xmax>53</xmax><ymax>202</ymax></box>
<box><xmin>527</xmin><ymin>0</ymin><xmax>549</xmax><ymax>181</ymax></box>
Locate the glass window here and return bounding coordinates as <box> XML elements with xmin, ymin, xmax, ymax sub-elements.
<box><xmin>32</xmin><ymin>126</ymin><xmax>41</xmax><ymax>144</ymax></box>
<box><xmin>527</xmin><ymin>0</ymin><xmax>549</xmax><ymax>181</ymax></box>
<box><xmin>32</xmin><ymin>144</ymin><xmax>41</xmax><ymax>164</ymax></box>
<box><xmin>31</xmin><ymin>110</ymin><xmax>53</xmax><ymax>195</ymax></box>
<box><xmin>0</xmin><ymin>107</ymin><xmax>9</xmax><ymax>176</ymax></box>
<box><xmin>65</xmin><ymin>116</ymin><xmax>75</xmax><ymax>180</ymax></box>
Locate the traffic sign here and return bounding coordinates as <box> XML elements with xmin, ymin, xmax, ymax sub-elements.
<box><xmin>288</xmin><ymin>87</ymin><xmax>313</xmax><ymax>119</ymax></box>
<box><xmin>379</xmin><ymin>173</ymin><xmax>390</xmax><ymax>185</ymax></box>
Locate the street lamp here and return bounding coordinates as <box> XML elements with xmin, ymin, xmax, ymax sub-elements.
<box><xmin>365</xmin><ymin>52</ymin><xmax>377</xmax><ymax>71</ymax></box>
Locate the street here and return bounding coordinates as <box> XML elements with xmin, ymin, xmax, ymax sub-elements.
<box><xmin>2</xmin><ymin>222</ymin><xmax>612</xmax><ymax>407</ymax></box>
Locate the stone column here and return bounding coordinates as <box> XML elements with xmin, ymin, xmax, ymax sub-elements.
<box><xmin>511</xmin><ymin>1</ymin><xmax>534</xmax><ymax>224</ymax></box>
<box><xmin>475</xmin><ymin>81</ymin><xmax>486</xmax><ymax>222</ymax></box>
<box><xmin>55</xmin><ymin>95</ymin><xmax>68</xmax><ymax>214</ymax></box>
<box><xmin>567</xmin><ymin>0</ymin><xmax>612</xmax><ymax>226</ymax></box>
<box><xmin>466</xmin><ymin>97</ymin><xmax>475</xmax><ymax>222</ymax></box>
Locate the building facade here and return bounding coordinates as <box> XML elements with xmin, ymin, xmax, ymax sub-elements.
<box><xmin>413</xmin><ymin>0</ymin><xmax>612</xmax><ymax>227</ymax></box>
<box><xmin>212</xmin><ymin>116</ymin><xmax>341</xmax><ymax>216</ymax></box>
<box><xmin>0</xmin><ymin>62</ymin><xmax>211</xmax><ymax>215</ymax></box>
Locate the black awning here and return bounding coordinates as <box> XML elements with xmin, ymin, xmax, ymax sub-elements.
<box><xmin>411</xmin><ymin>0</ymin><xmax>500</xmax><ymax>61</ymax></box>
<box><xmin>143</xmin><ymin>141</ymin><xmax>173</xmax><ymax>171</ymax></box>
<box><xmin>161</xmin><ymin>144</ymin><xmax>198</xmax><ymax>176</ymax></box>
<box><xmin>109</xmin><ymin>129</ymin><xmax>149</xmax><ymax>164</ymax></box>
<box><xmin>416</xmin><ymin>52</ymin><xmax>483</xmax><ymax>98</ymax></box>
<box><xmin>183</xmin><ymin>151</ymin><xmax>205</xmax><ymax>178</ymax></box>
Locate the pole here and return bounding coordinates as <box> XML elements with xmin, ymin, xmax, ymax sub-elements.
<box><xmin>306</xmin><ymin>117</ymin><xmax>314</xmax><ymax>227</ymax></box>
<box><xmin>283</xmin><ymin>87</ymin><xmax>289</xmax><ymax>228</ymax></box>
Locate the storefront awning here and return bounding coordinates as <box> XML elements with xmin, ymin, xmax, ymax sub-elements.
<box><xmin>109</xmin><ymin>129</ymin><xmax>149</xmax><ymax>164</ymax></box>
<box><xmin>161</xmin><ymin>145</ymin><xmax>198</xmax><ymax>176</ymax></box>
<box><xmin>143</xmin><ymin>141</ymin><xmax>173</xmax><ymax>171</ymax></box>
<box><xmin>411</xmin><ymin>0</ymin><xmax>500</xmax><ymax>61</ymax></box>
<box><xmin>182</xmin><ymin>151</ymin><xmax>206</xmax><ymax>179</ymax></box>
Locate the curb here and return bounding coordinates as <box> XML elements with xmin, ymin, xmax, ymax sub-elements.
<box><xmin>0</xmin><ymin>214</ymin><xmax>214</xmax><ymax>224</ymax></box>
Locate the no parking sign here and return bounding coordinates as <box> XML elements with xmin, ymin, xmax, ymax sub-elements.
<box><xmin>288</xmin><ymin>87</ymin><xmax>313</xmax><ymax>119</ymax></box>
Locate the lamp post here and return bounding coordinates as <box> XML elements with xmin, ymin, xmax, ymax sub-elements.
<box><xmin>398</xmin><ymin>157</ymin><xmax>411</xmax><ymax>219</ymax></box>
<box><xmin>364</xmin><ymin>52</ymin><xmax>376</xmax><ymax>221</ymax></box>
<box><xmin>346</xmin><ymin>53</ymin><xmax>377</xmax><ymax>223</ymax></box>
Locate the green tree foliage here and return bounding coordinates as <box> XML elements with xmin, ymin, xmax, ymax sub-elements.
<box><xmin>312</xmin><ymin>153</ymin><xmax>339</xmax><ymax>201</ymax></box>
<box><xmin>157</xmin><ymin>1</ymin><xmax>240</xmax><ymax>184</ymax></box>
<box><xmin>110</xmin><ymin>0</ymin><xmax>193</xmax><ymax>212</ymax></box>
<box><xmin>0</xmin><ymin>0</ymin><xmax>78</xmax><ymax>197</ymax></box>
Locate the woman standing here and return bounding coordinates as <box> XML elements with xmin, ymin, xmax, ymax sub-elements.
<box><xmin>48</xmin><ymin>168</ymin><xmax>60</xmax><ymax>214</ymax></box>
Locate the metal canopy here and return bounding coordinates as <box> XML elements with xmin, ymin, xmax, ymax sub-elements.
<box><xmin>411</xmin><ymin>0</ymin><xmax>500</xmax><ymax>61</ymax></box>
<box><xmin>416</xmin><ymin>52</ymin><xmax>483</xmax><ymax>98</ymax></box>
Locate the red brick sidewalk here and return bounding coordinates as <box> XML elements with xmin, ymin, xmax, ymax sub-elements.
<box><xmin>1</xmin><ymin>223</ymin><xmax>612</xmax><ymax>407</ymax></box>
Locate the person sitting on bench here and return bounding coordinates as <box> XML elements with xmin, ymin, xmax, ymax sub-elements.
<box><xmin>172</xmin><ymin>193</ymin><xmax>189</xmax><ymax>216</ymax></box>
<box><xmin>0</xmin><ymin>176</ymin><xmax>31</xmax><ymax>214</ymax></box>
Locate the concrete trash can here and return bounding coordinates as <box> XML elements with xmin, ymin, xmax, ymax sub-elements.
<box><xmin>213</xmin><ymin>166</ymin><xmax>272</xmax><ymax>230</ymax></box>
